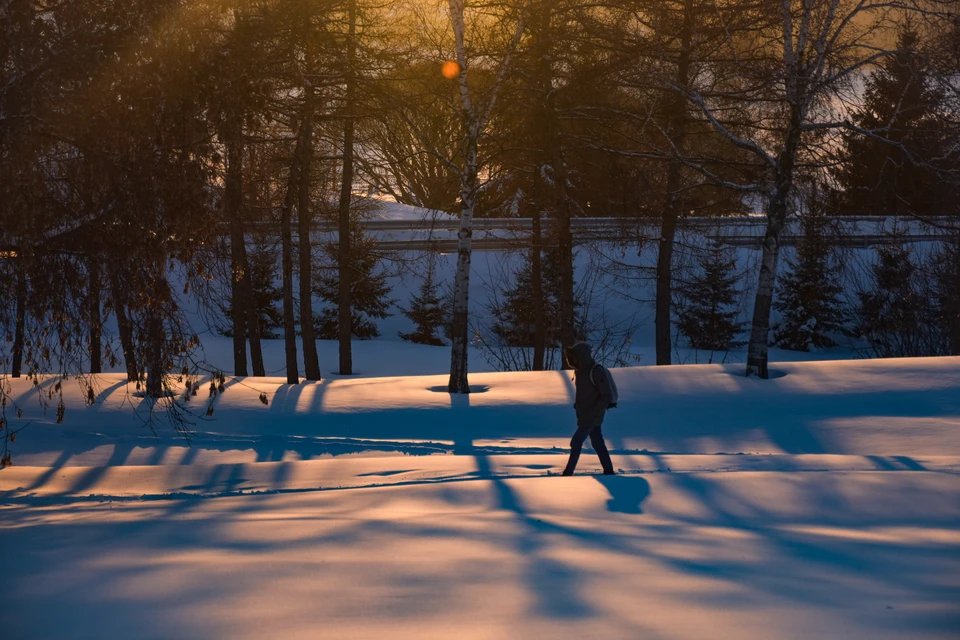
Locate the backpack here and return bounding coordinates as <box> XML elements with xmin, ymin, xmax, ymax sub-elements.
<box><xmin>589</xmin><ymin>364</ymin><xmax>619</xmax><ymax>408</ymax></box>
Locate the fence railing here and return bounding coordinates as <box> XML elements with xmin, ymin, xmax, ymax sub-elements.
<box><xmin>337</xmin><ymin>215</ymin><xmax>958</xmax><ymax>251</ymax></box>
<box><xmin>227</xmin><ymin>214</ymin><xmax>957</xmax><ymax>252</ymax></box>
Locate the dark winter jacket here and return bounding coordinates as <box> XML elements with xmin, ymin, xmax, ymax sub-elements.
<box><xmin>567</xmin><ymin>342</ymin><xmax>612</xmax><ymax>428</ymax></box>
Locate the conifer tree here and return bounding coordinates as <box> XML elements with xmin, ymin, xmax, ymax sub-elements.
<box><xmin>220</xmin><ymin>240</ymin><xmax>282</xmax><ymax>340</ymax></box>
<box><xmin>930</xmin><ymin>235</ymin><xmax>960</xmax><ymax>355</ymax></box>
<box><xmin>492</xmin><ymin>253</ymin><xmax>562</xmax><ymax>349</ymax></box>
<box><xmin>481</xmin><ymin>247</ymin><xmax>588</xmax><ymax>371</ymax></box>
<box><xmin>774</xmin><ymin>211</ymin><xmax>846</xmax><ymax>351</ymax></box>
<box><xmin>399</xmin><ymin>256</ymin><xmax>446</xmax><ymax>346</ymax></box>
<box><xmin>852</xmin><ymin>241</ymin><xmax>925</xmax><ymax>357</ymax></box>
<box><xmin>677</xmin><ymin>240</ymin><xmax>745</xmax><ymax>353</ymax></box>
<box><xmin>834</xmin><ymin>28</ymin><xmax>955</xmax><ymax>216</ymax></box>
<box><xmin>314</xmin><ymin>222</ymin><xmax>393</xmax><ymax>340</ymax></box>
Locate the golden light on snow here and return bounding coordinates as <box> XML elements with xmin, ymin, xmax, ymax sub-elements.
<box><xmin>441</xmin><ymin>60</ymin><xmax>460</xmax><ymax>79</ymax></box>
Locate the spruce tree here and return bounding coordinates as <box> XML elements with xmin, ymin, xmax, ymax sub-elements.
<box><xmin>399</xmin><ymin>257</ymin><xmax>446</xmax><ymax>346</ymax></box>
<box><xmin>853</xmin><ymin>241</ymin><xmax>925</xmax><ymax>357</ymax></box>
<box><xmin>677</xmin><ymin>240</ymin><xmax>745</xmax><ymax>352</ymax></box>
<box><xmin>774</xmin><ymin>211</ymin><xmax>846</xmax><ymax>351</ymax></box>
<box><xmin>928</xmin><ymin>235</ymin><xmax>960</xmax><ymax>355</ymax></box>
<box><xmin>314</xmin><ymin>221</ymin><xmax>393</xmax><ymax>340</ymax></box>
<box><xmin>492</xmin><ymin>257</ymin><xmax>560</xmax><ymax>348</ymax></box>
<box><xmin>491</xmin><ymin>247</ymin><xmax>582</xmax><ymax>349</ymax></box>
<box><xmin>834</xmin><ymin>28</ymin><xmax>955</xmax><ymax>216</ymax></box>
<box><xmin>220</xmin><ymin>240</ymin><xmax>282</xmax><ymax>339</ymax></box>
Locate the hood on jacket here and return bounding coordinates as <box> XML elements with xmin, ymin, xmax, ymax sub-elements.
<box><xmin>566</xmin><ymin>342</ymin><xmax>595</xmax><ymax>371</ymax></box>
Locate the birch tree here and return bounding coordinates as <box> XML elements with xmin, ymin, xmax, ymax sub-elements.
<box><xmin>445</xmin><ymin>0</ymin><xmax>527</xmax><ymax>393</ymax></box>
<box><xmin>670</xmin><ymin>0</ymin><xmax>952</xmax><ymax>377</ymax></box>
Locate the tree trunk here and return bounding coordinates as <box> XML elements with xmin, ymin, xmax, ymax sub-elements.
<box><xmin>237</xmin><ymin>192</ymin><xmax>265</xmax><ymax>376</ymax></box>
<box><xmin>88</xmin><ymin>258</ymin><xmax>102</xmax><ymax>374</ymax></box>
<box><xmin>448</xmin><ymin>133</ymin><xmax>478</xmax><ymax>394</ymax></box>
<box><xmin>145</xmin><ymin>274</ymin><xmax>169</xmax><ymax>398</ymax></box>
<box><xmin>244</xmin><ymin>269</ymin><xmax>265</xmax><ymax>376</ymax></box>
<box><xmin>655</xmin><ymin>0</ymin><xmax>694</xmax><ymax>366</ymax></box>
<box><xmin>745</xmin><ymin>217</ymin><xmax>784</xmax><ymax>379</ymax></box>
<box><xmin>280</xmin><ymin>154</ymin><xmax>301</xmax><ymax>385</ymax></box>
<box><xmin>11</xmin><ymin>263</ymin><xmax>26</xmax><ymax>378</ymax></box>
<box><xmin>145</xmin><ymin>312</ymin><xmax>164</xmax><ymax>397</ymax></box>
<box><xmin>950</xmin><ymin>231</ymin><xmax>960</xmax><ymax>356</ymax></box>
<box><xmin>540</xmin><ymin>18</ymin><xmax>575</xmax><ymax>362</ymax></box>
<box><xmin>298</xmin><ymin>85</ymin><xmax>321</xmax><ymax>381</ymax></box>
<box><xmin>745</xmin><ymin>109</ymin><xmax>802</xmax><ymax>378</ymax></box>
<box><xmin>233</xmin><ymin>121</ymin><xmax>265</xmax><ymax>376</ymax></box>
<box><xmin>550</xmin><ymin>117</ymin><xmax>576</xmax><ymax>362</ymax></box>
<box><xmin>109</xmin><ymin>264</ymin><xmax>139</xmax><ymax>382</ymax></box>
<box><xmin>530</xmin><ymin>1</ymin><xmax>548</xmax><ymax>372</ymax></box>
<box><xmin>531</xmin><ymin>198</ymin><xmax>545</xmax><ymax>371</ymax></box>
<box><xmin>445</xmin><ymin>0</ymin><xmax>523</xmax><ymax>390</ymax></box>
<box><xmin>144</xmin><ymin>327</ymin><xmax>163</xmax><ymax>396</ymax></box>
<box><xmin>655</xmin><ymin>189</ymin><xmax>679</xmax><ymax>366</ymax></box>
<box><xmin>337</xmin><ymin>0</ymin><xmax>357</xmax><ymax>376</ymax></box>
<box><xmin>225</xmin><ymin>117</ymin><xmax>249</xmax><ymax>377</ymax></box>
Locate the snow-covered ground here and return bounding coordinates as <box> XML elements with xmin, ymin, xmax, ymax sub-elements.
<box><xmin>3</xmin><ymin>355</ymin><xmax>959</xmax><ymax>638</ymax></box>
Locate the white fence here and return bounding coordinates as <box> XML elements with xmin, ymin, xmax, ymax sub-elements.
<box><xmin>315</xmin><ymin>215</ymin><xmax>957</xmax><ymax>252</ymax></box>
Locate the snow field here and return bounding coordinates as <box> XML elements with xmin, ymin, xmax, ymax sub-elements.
<box><xmin>4</xmin><ymin>473</ymin><xmax>959</xmax><ymax>639</ymax></box>
<box><xmin>2</xmin><ymin>355</ymin><xmax>959</xmax><ymax>638</ymax></box>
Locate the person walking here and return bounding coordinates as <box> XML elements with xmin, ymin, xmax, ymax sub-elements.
<box><xmin>562</xmin><ymin>342</ymin><xmax>615</xmax><ymax>476</ymax></box>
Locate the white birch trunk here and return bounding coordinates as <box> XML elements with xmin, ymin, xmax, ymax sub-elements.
<box><xmin>445</xmin><ymin>0</ymin><xmax>526</xmax><ymax>393</ymax></box>
<box><xmin>447</xmin><ymin>0</ymin><xmax>473</xmax><ymax>393</ymax></box>
<box><xmin>671</xmin><ymin>0</ymin><xmax>929</xmax><ymax>376</ymax></box>
<box><xmin>744</xmin><ymin>1</ymin><xmax>806</xmax><ymax>379</ymax></box>
<box><xmin>744</xmin><ymin>203</ymin><xmax>784</xmax><ymax>378</ymax></box>
<box><xmin>448</xmin><ymin>134</ymin><xmax>477</xmax><ymax>393</ymax></box>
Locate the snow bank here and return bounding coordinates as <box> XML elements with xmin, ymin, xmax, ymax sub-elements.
<box><xmin>3</xmin><ymin>355</ymin><xmax>959</xmax><ymax>640</ymax></box>
<box><xmin>5</xmin><ymin>355</ymin><xmax>959</xmax><ymax>470</ymax></box>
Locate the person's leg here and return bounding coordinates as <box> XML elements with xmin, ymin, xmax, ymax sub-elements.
<box><xmin>563</xmin><ymin>425</ymin><xmax>592</xmax><ymax>476</ymax></box>
<box><xmin>590</xmin><ymin>425</ymin><xmax>615</xmax><ymax>475</ymax></box>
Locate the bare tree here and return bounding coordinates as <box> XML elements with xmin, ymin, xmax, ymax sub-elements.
<box><xmin>86</xmin><ymin>258</ymin><xmax>103</xmax><ymax>374</ymax></box>
<box><xmin>532</xmin><ymin>0</ymin><xmax>577</xmax><ymax>367</ymax></box>
<box><xmin>298</xmin><ymin>79</ymin><xmax>322</xmax><ymax>382</ymax></box>
<box><xmin>577</xmin><ymin>0</ymin><xmax>753</xmax><ymax>367</ymax></box>
<box><xmin>224</xmin><ymin>113</ymin><xmax>250</xmax><ymax>378</ymax></box>
<box><xmin>338</xmin><ymin>0</ymin><xmax>358</xmax><ymax>376</ymax></box>
<box><xmin>445</xmin><ymin>0</ymin><xmax>527</xmax><ymax>393</ymax></box>
<box><xmin>653</xmin><ymin>0</ymin><xmax>695</xmax><ymax>366</ymax></box>
<box><xmin>211</xmin><ymin>6</ymin><xmax>270</xmax><ymax>379</ymax></box>
<box><xmin>11</xmin><ymin>262</ymin><xmax>27</xmax><ymax>378</ymax></box>
<box><xmin>666</xmin><ymin>0</ymin><xmax>952</xmax><ymax>377</ymax></box>
<box><xmin>279</xmin><ymin>124</ymin><xmax>304</xmax><ymax>386</ymax></box>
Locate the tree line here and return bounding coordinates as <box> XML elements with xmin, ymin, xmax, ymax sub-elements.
<box><xmin>1</xmin><ymin>0</ymin><xmax>958</xmax><ymax>449</ymax></box>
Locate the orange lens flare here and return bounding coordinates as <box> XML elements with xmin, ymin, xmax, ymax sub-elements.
<box><xmin>441</xmin><ymin>60</ymin><xmax>460</xmax><ymax>79</ymax></box>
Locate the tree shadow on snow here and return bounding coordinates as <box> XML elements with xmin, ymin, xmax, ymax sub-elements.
<box><xmin>470</xmin><ymin>445</ymin><xmax>594</xmax><ymax>620</ymax></box>
<box><xmin>5</xmin><ymin>453</ymin><xmax>958</xmax><ymax>638</ymax></box>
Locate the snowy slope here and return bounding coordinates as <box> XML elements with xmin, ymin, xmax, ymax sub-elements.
<box><xmin>2</xmin><ymin>356</ymin><xmax>959</xmax><ymax>639</ymax></box>
<box><xmin>367</xmin><ymin>197</ymin><xmax>456</xmax><ymax>222</ymax></box>
<box><xmin>5</xmin><ymin>355</ymin><xmax>959</xmax><ymax>468</ymax></box>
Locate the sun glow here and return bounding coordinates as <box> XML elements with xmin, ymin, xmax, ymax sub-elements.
<box><xmin>441</xmin><ymin>60</ymin><xmax>460</xmax><ymax>79</ymax></box>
